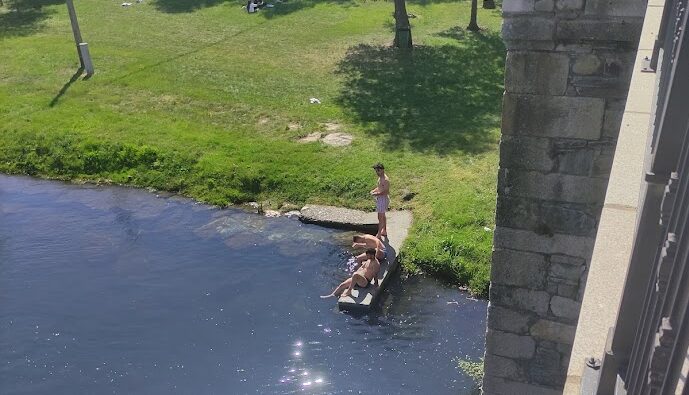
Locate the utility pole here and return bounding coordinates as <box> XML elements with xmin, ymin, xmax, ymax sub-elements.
<box><xmin>65</xmin><ymin>0</ymin><xmax>94</xmax><ymax>76</ymax></box>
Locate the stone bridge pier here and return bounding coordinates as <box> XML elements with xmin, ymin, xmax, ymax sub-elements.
<box><xmin>483</xmin><ymin>0</ymin><xmax>645</xmax><ymax>393</ymax></box>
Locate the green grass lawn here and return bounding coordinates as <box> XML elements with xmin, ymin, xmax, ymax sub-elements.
<box><xmin>0</xmin><ymin>0</ymin><xmax>504</xmax><ymax>296</ymax></box>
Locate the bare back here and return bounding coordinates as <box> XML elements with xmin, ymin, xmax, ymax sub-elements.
<box><xmin>361</xmin><ymin>234</ymin><xmax>383</xmax><ymax>249</ymax></box>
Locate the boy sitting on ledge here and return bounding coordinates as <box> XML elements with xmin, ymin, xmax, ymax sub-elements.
<box><xmin>321</xmin><ymin>248</ymin><xmax>380</xmax><ymax>299</ymax></box>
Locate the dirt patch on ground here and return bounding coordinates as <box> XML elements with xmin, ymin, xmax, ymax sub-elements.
<box><xmin>287</xmin><ymin>122</ymin><xmax>302</xmax><ymax>131</ymax></box>
<box><xmin>322</xmin><ymin>122</ymin><xmax>342</xmax><ymax>132</ymax></box>
<box><xmin>322</xmin><ymin>133</ymin><xmax>353</xmax><ymax>147</ymax></box>
<box><xmin>297</xmin><ymin>131</ymin><xmax>353</xmax><ymax>146</ymax></box>
<box><xmin>297</xmin><ymin>132</ymin><xmax>322</xmax><ymax>143</ymax></box>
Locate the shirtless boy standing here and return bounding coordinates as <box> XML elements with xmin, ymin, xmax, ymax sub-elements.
<box><xmin>352</xmin><ymin>234</ymin><xmax>387</xmax><ymax>262</ymax></box>
<box><xmin>370</xmin><ymin>163</ymin><xmax>389</xmax><ymax>240</ymax></box>
<box><xmin>321</xmin><ymin>248</ymin><xmax>380</xmax><ymax>299</ymax></box>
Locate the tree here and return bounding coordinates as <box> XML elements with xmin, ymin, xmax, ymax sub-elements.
<box><xmin>467</xmin><ymin>0</ymin><xmax>480</xmax><ymax>32</ymax></box>
<box><xmin>393</xmin><ymin>0</ymin><xmax>413</xmax><ymax>48</ymax></box>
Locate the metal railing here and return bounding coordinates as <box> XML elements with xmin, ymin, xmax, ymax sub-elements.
<box><xmin>591</xmin><ymin>0</ymin><xmax>689</xmax><ymax>391</ymax></box>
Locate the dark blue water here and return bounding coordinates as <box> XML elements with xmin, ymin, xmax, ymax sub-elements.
<box><xmin>0</xmin><ymin>175</ymin><xmax>486</xmax><ymax>395</ymax></box>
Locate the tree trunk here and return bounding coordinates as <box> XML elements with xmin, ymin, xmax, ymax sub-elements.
<box><xmin>393</xmin><ymin>0</ymin><xmax>413</xmax><ymax>49</ymax></box>
<box><xmin>467</xmin><ymin>0</ymin><xmax>480</xmax><ymax>32</ymax></box>
<box><xmin>482</xmin><ymin>0</ymin><xmax>495</xmax><ymax>9</ymax></box>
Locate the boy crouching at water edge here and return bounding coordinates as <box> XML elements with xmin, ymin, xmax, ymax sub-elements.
<box><xmin>321</xmin><ymin>248</ymin><xmax>380</xmax><ymax>299</ymax></box>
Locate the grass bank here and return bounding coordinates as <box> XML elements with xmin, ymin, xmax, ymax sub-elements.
<box><xmin>0</xmin><ymin>0</ymin><xmax>503</xmax><ymax>296</ymax></box>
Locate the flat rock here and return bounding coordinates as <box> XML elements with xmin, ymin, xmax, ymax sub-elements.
<box><xmin>322</xmin><ymin>133</ymin><xmax>353</xmax><ymax>147</ymax></box>
<box><xmin>300</xmin><ymin>205</ymin><xmax>378</xmax><ymax>233</ymax></box>
<box><xmin>287</xmin><ymin>122</ymin><xmax>301</xmax><ymax>131</ymax></box>
<box><xmin>263</xmin><ymin>209</ymin><xmax>281</xmax><ymax>217</ymax></box>
<box><xmin>283</xmin><ymin>210</ymin><xmax>301</xmax><ymax>218</ymax></box>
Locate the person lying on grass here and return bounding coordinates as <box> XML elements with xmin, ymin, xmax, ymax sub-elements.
<box><xmin>352</xmin><ymin>234</ymin><xmax>387</xmax><ymax>262</ymax></box>
<box><xmin>321</xmin><ymin>248</ymin><xmax>380</xmax><ymax>299</ymax></box>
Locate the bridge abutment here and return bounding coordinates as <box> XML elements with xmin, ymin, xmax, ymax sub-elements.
<box><xmin>483</xmin><ymin>0</ymin><xmax>645</xmax><ymax>393</ymax></box>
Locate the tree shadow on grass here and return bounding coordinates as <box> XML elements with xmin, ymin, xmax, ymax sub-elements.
<box><xmin>151</xmin><ymin>0</ymin><xmax>353</xmax><ymax>15</ymax></box>
<box><xmin>265</xmin><ymin>0</ymin><xmax>463</xmax><ymax>20</ymax></box>
<box><xmin>0</xmin><ymin>0</ymin><xmax>62</xmax><ymax>39</ymax></box>
<box><xmin>258</xmin><ymin>0</ymin><xmax>355</xmax><ymax>19</ymax></box>
<box><xmin>336</xmin><ymin>27</ymin><xmax>505</xmax><ymax>155</ymax></box>
<box><xmin>259</xmin><ymin>0</ymin><xmax>459</xmax><ymax>19</ymax></box>
<box><xmin>151</xmin><ymin>0</ymin><xmax>350</xmax><ymax>13</ymax></box>
<box><xmin>152</xmin><ymin>0</ymin><xmax>461</xmax><ymax>16</ymax></box>
<box><xmin>152</xmin><ymin>0</ymin><xmax>227</xmax><ymax>13</ymax></box>
<box><xmin>406</xmin><ymin>0</ymin><xmax>471</xmax><ymax>5</ymax></box>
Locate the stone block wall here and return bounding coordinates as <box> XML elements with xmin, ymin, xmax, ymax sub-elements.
<box><xmin>482</xmin><ymin>0</ymin><xmax>645</xmax><ymax>393</ymax></box>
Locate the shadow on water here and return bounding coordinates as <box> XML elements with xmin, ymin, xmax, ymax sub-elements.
<box><xmin>336</xmin><ymin>27</ymin><xmax>505</xmax><ymax>155</ymax></box>
<box><xmin>344</xmin><ymin>269</ymin><xmax>436</xmax><ymax>326</ymax></box>
<box><xmin>0</xmin><ymin>0</ymin><xmax>63</xmax><ymax>39</ymax></box>
<box><xmin>346</xmin><ymin>269</ymin><xmax>484</xmax><ymax>395</ymax></box>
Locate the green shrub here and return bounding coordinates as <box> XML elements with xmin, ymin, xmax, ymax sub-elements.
<box><xmin>455</xmin><ymin>356</ymin><xmax>484</xmax><ymax>384</ymax></box>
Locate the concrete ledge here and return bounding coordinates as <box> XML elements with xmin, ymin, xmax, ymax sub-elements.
<box><xmin>336</xmin><ymin>239</ymin><xmax>399</xmax><ymax>311</ymax></box>
<box><xmin>299</xmin><ymin>205</ymin><xmax>412</xmax><ymax>311</ymax></box>
<box><xmin>300</xmin><ymin>205</ymin><xmax>380</xmax><ymax>234</ymax></box>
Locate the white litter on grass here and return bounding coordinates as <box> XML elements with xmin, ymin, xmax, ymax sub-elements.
<box><xmin>483</xmin><ymin>226</ymin><xmax>492</xmax><ymax>232</ymax></box>
<box><xmin>121</xmin><ymin>2</ymin><xmax>132</xmax><ymax>6</ymax></box>
<box><xmin>266</xmin><ymin>3</ymin><xmax>274</xmax><ymax>7</ymax></box>
<box><xmin>309</xmin><ymin>97</ymin><xmax>321</xmax><ymax>104</ymax></box>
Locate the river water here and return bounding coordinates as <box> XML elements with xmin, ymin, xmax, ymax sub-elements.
<box><xmin>0</xmin><ymin>175</ymin><xmax>486</xmax><ymax>395</ymax></box>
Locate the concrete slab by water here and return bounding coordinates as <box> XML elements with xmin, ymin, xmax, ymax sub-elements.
<box><xmin>299</xmin><ymin>205</ymin><xmax>412</xmax><ymax>311</ymax></box>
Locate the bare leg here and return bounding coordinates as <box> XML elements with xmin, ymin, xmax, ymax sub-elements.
<box><xmin>342</xmin><ymin>273</ymin><xmax>368</xmax><ymax>297</ymax></box>
<box><xmin>321</xmin><ymin>278</ymin><xmax>352</xmax><ymax>298</ymax></box>
<box><xmin>377</xmin><ymin>212</ymin><xmax>387</xmax><ymax>238</ymax></box>
<box><xmin>380</xmin><ymin>213</ymin><xmax>388</xmax><ymax>237</ymax></box>
<box><xmin>331</xmin><ymin>278</ymin><xmax>352</xmax><ymax>296</ymax></box>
